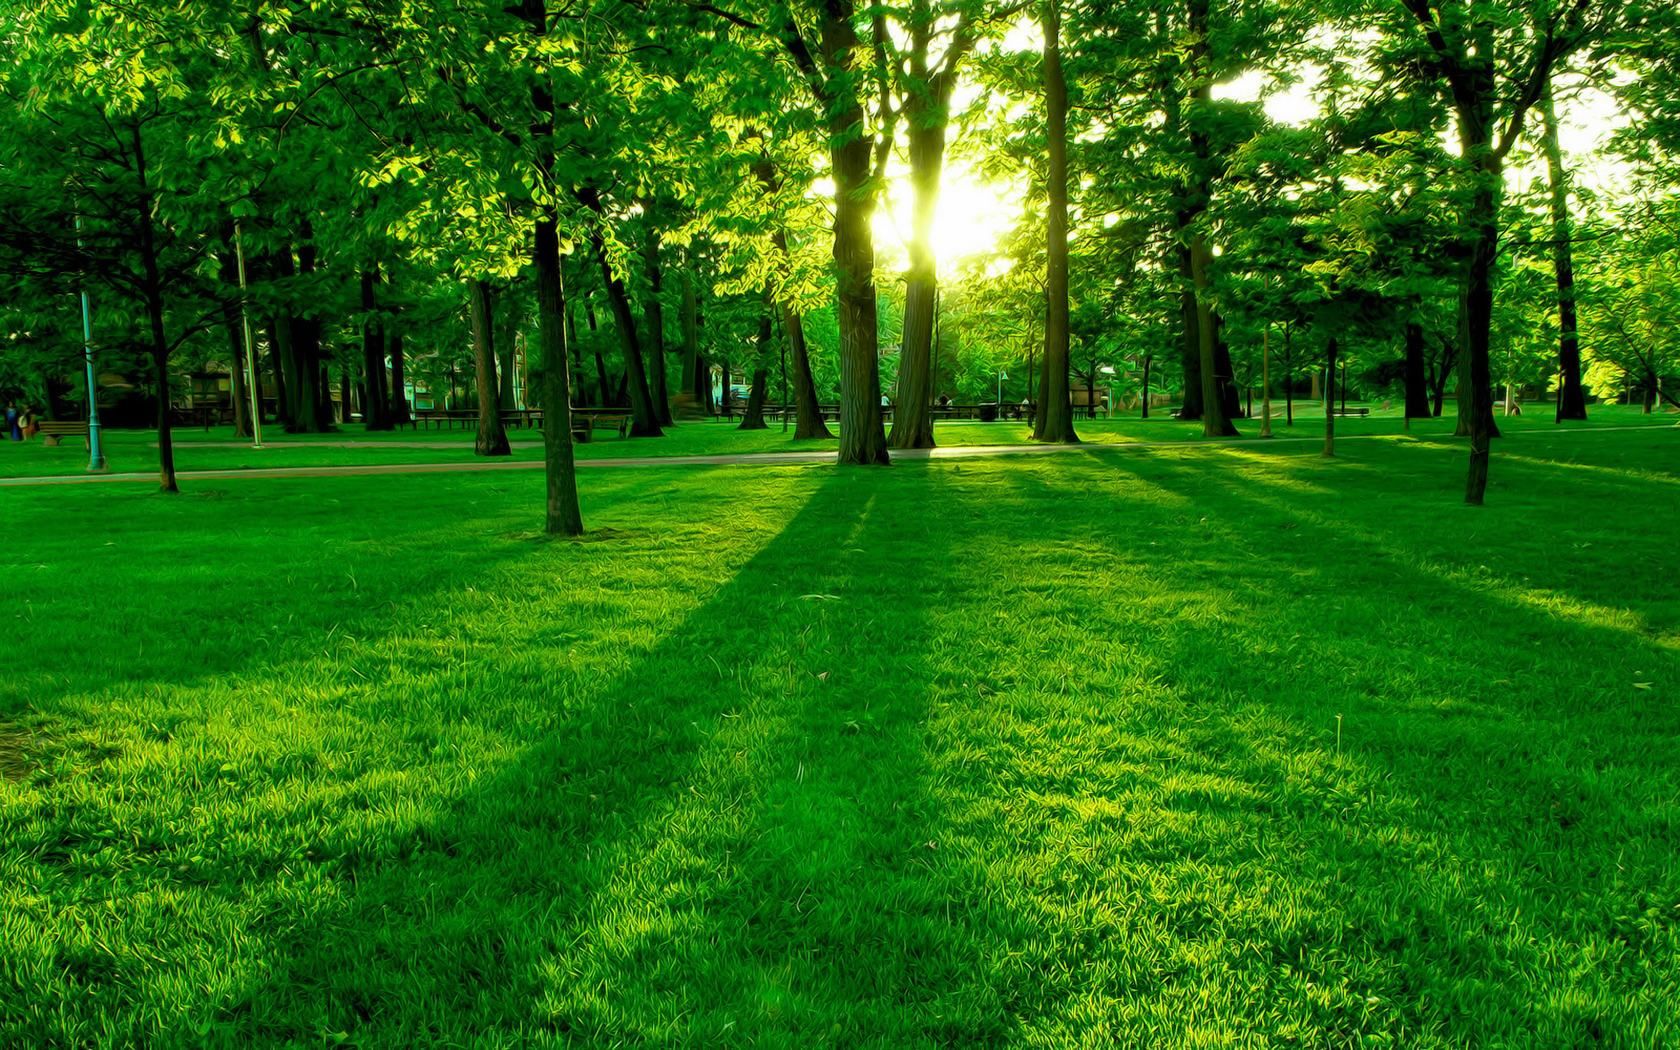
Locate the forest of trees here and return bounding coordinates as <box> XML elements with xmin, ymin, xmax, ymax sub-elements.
<box><xmin>3</xmin><ymin>0</ymin><xmax>1679</xmax><ymax>529</ymax></box>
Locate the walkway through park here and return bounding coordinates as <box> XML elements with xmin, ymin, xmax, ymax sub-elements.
<box><xmin>1</xmin><ymin>424</ymin><xmax>1671</xmax><ymax>488</ymax></box>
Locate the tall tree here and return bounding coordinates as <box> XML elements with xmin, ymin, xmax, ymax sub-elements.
<box><xmin>1033</xmin><ymin>0</ymin><xmax>1077</xmax><ymax>443</ymax></box>
<box><xmin>1537</xmin><ymin>76</ymin><xmax>1587</xmax><ymax>421</ymax></box>
<box><xmin>889</xmin><ymin>2</ymin><xmax>978</xmax><ymax>450</ymax></box>
<box><xmin>1396</xmin><ymin>0</ymin><xmax>1608</xmax><ymax>503</ymax></box>
<box><xmin>468</xmin><ymin>280</ymin><xmax>511</xmax><ymax>455</ymax></box>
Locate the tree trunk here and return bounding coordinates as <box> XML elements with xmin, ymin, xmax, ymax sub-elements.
<box><xmin>1176</xmin><ymin>252</ymin><xmax>1204</xmax><ymax>420</ymax></box>
<box><xmin>388</xmin><ymin>331</ymin><xmax>410</xmax><ymax>424</ymax></box>
<box><xmin>1404</xmin><ymin>322</ymin><xmax>1430</xmax><ymax>419</ymax></box>
<box><xmin>584</xmin><ymin>300</ymin><xmax>612</xmax><ymax>407</ymax></box>
<box><xmin>1140</xmin><ymin>353</ymin><xmax>1152</xmax><ymax>419</ymax></box>
<box><xmin>1540</xmin><ymin>80</ymin><xmax>1587</xmax><ymax>422</ymax></box>
<box><xmin>641</xmin><ymin>218</ymin><xmax>674</xmax><ymax>425</ymax></box>
<box><xmin>1284</xmin><ymin>324</ymin><xmax>1294</xmax><ymax>425</ymax></box>
<box><xmin>1191</xmin><ymin>234</ymin><xmax>1236</xmax><ymax>437</ymax></box>
<box><xmin>360</xmin><ymin>270</ymin><xmax>391</xmax><ymax>430</ymax></box>
<box><xmin>522</xmin><ymin>0</ymin><xmax>582</xmax><ymax>535</ymax></box>
<box><xmin>783</xmin><ymin>308</ymin><xmax>832</xmax><ymax>440</ymax></box>
<box><xmin>1456</xmin><ymin>78</ymin><xmax>1502</xmax><ymax>503</ymax></box>
<box><xmin>818</xmin><ymin>6</ymin><xmax>890</xmax><ymax>464</ymax></box>
<box><xmin>739</xmin><ymin>309</ymin><xmax>772</xmax><ymax>431</ymax></box>
<box><xmin>130</xmin><ymin>123</ymin><xmax>178</xmax><ymax>491</ymax></box>
<box><xmin>890</xmin><ymin>50</ymin><xmax>960</xmax><ymax>451</ymax></box>
<box><xmin>498</xmin><ymin>294</ymin><xmax>519</xmax><ymax>410</ymax></box>
<box><xmin>680</xmin><ymin>270</ymin><xmax>700</xmax><ymax>396</ymax></box>
<box><xmin>577</xmin><ymin>191</ymin><xmax>661</xmax><ymax>438</ymax></box>
<box><xmin>1323</xmin><ymin>337</ymin><xmax>1338</xmax><ymax>458</ymax></box>
<box><xmin>469</xmin><ymin>280</ymin><xmax>511</xmax><ymax>456</ymax></box>
<box><xmin>1214</xmin><ymin>318</ymin><xmax>1242</xmax><ymax>419</ymax></box>
<box><xmin>1033</xmin><ymin>0</ymin><xmax>1077</xmax><ymax>444</ymax></box>
<box><xmin>266</xmin><ymin>318</ymin><xmax>289</xmax><ymax>427</ymax></box>
<box><xmin>286</xmin><ymin>240</ymin><xmax>328</xmax><ymax>433</ymax></box>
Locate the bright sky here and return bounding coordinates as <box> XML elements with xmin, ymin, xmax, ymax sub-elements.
<box><xmin>875</xmin><ymin>156</ymin><xmax>1020</xmax><ymax>275</ymax></box>
<box><xmin>867</xmin><ymin>49</ymin><xmax>1637</xmax><ymax>276</ymax></box>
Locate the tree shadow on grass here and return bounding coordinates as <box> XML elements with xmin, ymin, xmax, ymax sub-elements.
<box><xmin>181</xmin><ymin>467</ymin><xmax>1039</xmax><ymax>1046</ymax></box>
<box><xmin>0</xmin><ymin>468</ymin><xmax>828</xmax><ymax>1045</ymax></box>
<box><xmin>1048</xmin><ymin>446</ymin><xmax>1680</xmax><ymax>1043</ymax></box>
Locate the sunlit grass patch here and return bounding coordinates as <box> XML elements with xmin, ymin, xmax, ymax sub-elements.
<box><xmin>1</xmin><ymin>429</ymin><xmax>1676</xmax><ymax>1045</ymax></box>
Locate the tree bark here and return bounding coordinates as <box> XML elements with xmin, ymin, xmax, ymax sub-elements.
<box><xmin>811</xmin><ymin>3</ymin><xmax>890</xmax><ymax>464</ymax></box>
<box><xmin>1284</xmin><ymin>323</ymin><xmax>1294</xmax><ymax>425</ymax></box>
<box><xmin>498</xmin><ymin>289</ymin><xmax>519</xmax><ymax>410</ymax></box>
<box><xmin>764</xmin><ymin>230</ymin><xmax>833</xmax><ymax>439</ymax></box>
<box><xmin>1033</xmin><ymin>0</ymin><xmax>1077</xmax><ymax>444</ymax></box>
<box><xmin>583</xmin><ymin>299</ymin><xmax>612</xmax><ymax>406</ymax></box>
<box><xmin>129</xmin><ymin>122</ymin><xmax>177</xmax><ymax>492</ymax></box>
<box><xmin>1540</xmin><ymin>79</ymin><xmax>1587</xmax><ymax>421</ymax></box>
<box><xmin>1323</xmin><ymin>337</ymin><xmax>1338</xmax><ymax>458</ymax></box>
<box><xmin>1140</xmin><ymin>353</ymin><xmax>1152</xmax><ymax>418</ymax></box>
<box><xmin>522</xmin><ymin>0</ymin><xmax>583</xmax><ymax>536</ymax></box>
<box><xmin>680</xmin><ymin>270</ymin><xmax>700</xmax><ymax>396</ymax></box>
<box><xmin>1404</xmin><ymin>321</ymin><xmax>1431</xmax><ymax>419</ymax></box>
<box><xmin>360</xmin><ymin>270</ymin><xmax>391</xmax><ymax>430</ymax></box>
<box><xmin>266</xmin><ymin>318</ymin><xmax>289</xmax><ymax>427</ymax></box>
<box><xmin>783</xmin><ymin>307</ymin><xmax>832</xmax><ymax>440</ymax></box>
<box><xmin>388</xmin><ymin>331</ymin><xmax>410</xmax><ymax>425</ymax></box>
<box><xmin>1191</xmin><ymin>235</ymin><xmax>1237</xmax><ymax>437</ymax></box>
<box><xmin>469</xmin><ymin>280</ymin><xmax>511</xmax><ymax>456</ymax></box>
<box><xmin>640</xmin><ymin>217</ymin><xmax>674</xmax><ymax>426</ymax></box>
<box><xmin>739</xmin><ymin>309</ymin><xmax>773</xmax><ymax>431</ymax></box>
<box><xmin>576</xmin><ymin>191</ymin><xmax>661</xmax><ymax>438</ymax></box>
<box><xmin>890</xmin><ymin>15</ymin><xmax>966</xmax><ymax>451</ymax></box>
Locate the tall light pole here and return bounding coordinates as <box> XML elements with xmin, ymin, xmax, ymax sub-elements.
<box><xmin>997</xmin><ymin>369</ymin><xmax>1007</xmax><ymax>409</ymax></box>
<box><xmin>233</xmin><ymin>223</ymin><xmax>264</xmax><ymax>449</ymax></box>
<box><xmin>74</xmin><ymin>215</ymin><xmax>106</xmax><ymax>472</ymax></box>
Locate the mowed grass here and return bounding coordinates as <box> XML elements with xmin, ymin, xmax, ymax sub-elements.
<box><xmin>1</xmin><ymin>427</ymin><xmax>1677</xmax><ymax>1046</ymax></box>
<box><xmin>5</xmin><ymin>403</ymin><xmax>1673</xmax><ymax>480</ymax></box>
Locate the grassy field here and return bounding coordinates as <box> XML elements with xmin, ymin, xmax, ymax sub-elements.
<box><xmin>4</xmin><ymin>403</ymin><xmax>1674</xmax><ymax>480</ymax></box>
<box><xmin>1</xmin><ymin>424</ymin><xmax>1676</xmax><ymax>1046</ymax></box>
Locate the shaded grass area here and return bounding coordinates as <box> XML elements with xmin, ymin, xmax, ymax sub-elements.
<box><xmin>1</xmin><ymin>429</ymin><xmax>1677</xmax><ymax>1045</ymax></box>
<box><xmin>4</xmin><ymin>405</ymin><xmax>1673</xmax><ymax>480</ymax></box>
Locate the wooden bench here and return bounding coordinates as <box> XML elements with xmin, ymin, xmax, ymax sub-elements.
<box><xmin>36</xmin><ymin>421</ymin><xmax>90</xmax><ymax>447</ymax></box>
<box><xmin>570</xmin><ymin>412</ymin><xmax>631</xmax><ymax>442</ymax></box>
<box><xmin>1330</xmin><ymin>407</ymin><xmax>1371</xmax><ymax>417</ymax></box>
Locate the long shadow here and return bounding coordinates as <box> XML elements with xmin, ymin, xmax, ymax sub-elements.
<box><xmin>0</xmin><ymin>467</ymin><xmax>746</xmax><ymax>732</ymax></box>
<box><xmin>1069</xmin><ymin>446</ymin><xmax>1679</xmax><ymax>1039</ymax></box>
<box><xmin>0</xmin><ymin>467</ymin><xmax>826</xmax><ymax>1045</ymax></box>
<box><xmin>172</xmin><ymin>466</ymin><xmax>1037</xmax><ymax>1045</ymax></box>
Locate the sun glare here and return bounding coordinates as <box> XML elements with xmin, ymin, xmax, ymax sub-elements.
<box><xmin>875</xmin><ymin>158</ymin><xmax>1020</xmax><ymax>274</ymax></box>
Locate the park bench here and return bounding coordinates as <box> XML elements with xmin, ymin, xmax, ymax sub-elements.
<box><xmin>1330</xmin><ymin>407</ymin><xmax>1371</xmax><ymax>417</ymax></box>
<box><xmin>570</xmin><ymin>410</ymin><xmax>631</xmax><ymax>442</ymax></box>
<box><xmin>36</xmin><ymin>420</ymin><xmax>90</xmax><ymax>447</ymax></box>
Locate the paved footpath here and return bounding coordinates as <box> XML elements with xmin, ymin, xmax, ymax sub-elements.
<box><xmin>2</xmin><ymin>425</ymin><xmax>1671</xmax><ymax>489</ymax></box>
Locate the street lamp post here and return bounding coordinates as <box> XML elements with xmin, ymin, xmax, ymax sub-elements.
<box><xmin>997</xmin><ymin>369</ymin><xmax>1007</xmax><ymax>409</ymax></box>
<box><xmin>79</xmin><ymin>282</ymin><xmax>106</xmax><ymax>472</ymax></box>
<box><xmin>73</xmin><ymin>215</ymin><xmax>106</xmax><ymax>472</ymax></box>
<box><xmin>233</xmin><ymin>223</ymin><xmax>265</xmax><ymax>449</ymax></box>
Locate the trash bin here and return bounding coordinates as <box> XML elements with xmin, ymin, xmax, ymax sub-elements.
<box><xmin>978</xmin><ymin>402</ymin><xmax>998</xmax><ymax>423</ymax></box>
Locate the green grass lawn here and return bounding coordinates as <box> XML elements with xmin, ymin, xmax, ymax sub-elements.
<box><xmin>3</xmin><ymin>403</ymin><xmax>1674</xmax><ymax>480</ymax></box>
<box><xmin>1</xmin><ymin>426</ymin><xmax>1677</xmax><ymax>1045</ymax></box>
